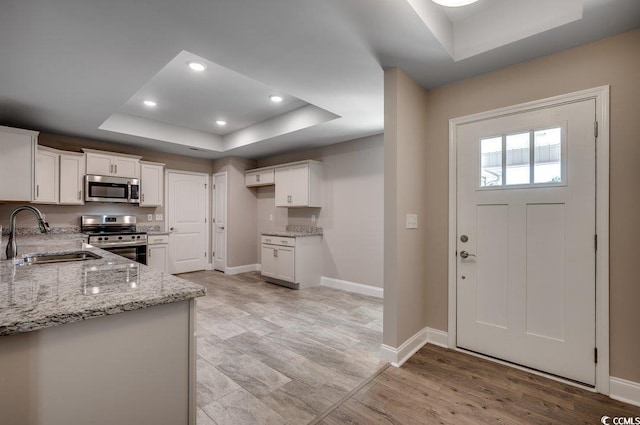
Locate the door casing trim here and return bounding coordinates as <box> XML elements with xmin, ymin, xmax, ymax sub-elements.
<box><xmin>212</xmin><ymin>171</ymin><xmax>228</xmax><ymax>272</ymax></box>
<box><xmin>447</xmin><ymin>86</ymin><xmax>610</xmax><ymax>394</ymax></box>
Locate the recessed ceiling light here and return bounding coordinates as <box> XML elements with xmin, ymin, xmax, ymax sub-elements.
<box><xmin>187</xmin><ymin>61</ymin><xmax>206</xmax><ymax>72</ymax></box>
<box><xmin>269</xmin><ymin>94</ymin><xmax>283</xmax><ymax>103</ymax></box>
<box><xmin>215</xmin><ymin>120</ymin><xmax>227</xmax><ymax>126</ymax></box>
<box><xmin>431</xmin><ymin>0</ymin><xmax>479</xmax><ymax>6</ymax></box>
<box><xmin>143</xmin><ymin>100</ymin><xmax>157</xmax><ymax>107</ymax></box>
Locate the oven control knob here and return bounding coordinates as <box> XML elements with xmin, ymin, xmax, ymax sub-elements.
<box><xmin>98</xmin><ymin>237</ymin><xmax>103</xmax><ymax>241</ymax></box>
<box><xmin>118</xmin><ymin>236</ymin><xmax>122</xmax><ymax>240</ymax></box>
<box><xmin>131</xmin><ymin>236</ymin><xmax>135</xmax><ymax>239</ymax></box>
<box><xmin>137</xmin><ymin>236</ymin><xmax>141</xmax><ymax>239</ymax></box>
<box><xmin>104</xmin><ymin>237</ymin><xmax>109</xmax><ymax>241</ymax></box>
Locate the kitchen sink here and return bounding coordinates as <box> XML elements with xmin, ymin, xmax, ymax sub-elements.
<box><xmin>17</xmin><ymin>251</ymin><xmax>102</xmax><ymax>265</ymax></box>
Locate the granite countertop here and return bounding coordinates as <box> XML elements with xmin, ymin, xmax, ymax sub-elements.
<box><xmin>262</xmin><ymin>225</ymin><xmax>323</xmax><ymax>238</ymax></box>
<box><xmin>0</xmin><ymin>235</ymin><xmax>205</xmax><ymax>336</ymax></box>
<box><xmin>262</xmin><ymin>231</ymin><xmax>323</xmax><ymax>237</ymax></box>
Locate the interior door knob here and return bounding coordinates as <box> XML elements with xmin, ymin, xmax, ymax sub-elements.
<box><xmin>460</xmin><ymin>250</ymin><xmax>476</xmax><ymax>259</ymax></box>
<box><xmin>170</xmin><ymin>227</ymin><xmax>175</xmax><ymax>231</ymax></box>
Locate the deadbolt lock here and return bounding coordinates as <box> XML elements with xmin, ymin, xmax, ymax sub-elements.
<box><xmin>460</xmin><ymin>235</ymin><xmax>469</xmax><ymax>243</ymax></box>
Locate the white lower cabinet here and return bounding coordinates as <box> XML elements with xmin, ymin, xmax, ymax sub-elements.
<box><xmin>147</xmin><ymin>234</ymin><xmax>169</xmax><ymax>273</ymax></box>
<box><xmin>260</xmin><ymin>235</ymin><xmax>322</xmax><ymax>288</ymax></box>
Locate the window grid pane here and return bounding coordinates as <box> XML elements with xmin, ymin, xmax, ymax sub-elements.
<box><xmin>534</xmin><ymin>127</ymin><xmax>562</xmax><ymax>184</ymax></box>
<box><xmin>479</xmin><ymin>126</ymin><xmax>563</xmax><ymax>189</ymax></box>
<box><xmin>480</xmin><ymin>136</ymin><xmax>503</xmax><ymax>187</ymax></box>
<box><xmin>505</xmin><ymin>132</ymin><xmax>530</xmax><ymax>185</ymax></box>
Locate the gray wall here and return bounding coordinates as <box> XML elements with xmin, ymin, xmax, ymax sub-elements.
<box><xmin>383</xmin><ymin>69</ymin><xmax>429</xmax><ymax>348</ymax></box>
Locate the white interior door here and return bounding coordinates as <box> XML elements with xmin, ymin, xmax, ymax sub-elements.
<box><xmin>213</xmin><ymin>173</ymin><xmax>227</xmax><ymax>272</ymax></box>
<box><xmin>167</xmin><ymin>171</ymin><xmax>208</xmax><ymax>274</ymax></box>
<box><xmin>456</xmin><ymin>99</ymin><xmax>596</xmax><ymax>385</ymax></box>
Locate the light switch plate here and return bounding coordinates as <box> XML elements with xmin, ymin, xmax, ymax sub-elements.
<box><xmin>155</xmin><ymin>213</ymin><xmax>163</xmax><ymax>221</ymax></box>
<box><xmin>406</xmin><ymin>213</ymin><xmax>418</xmax><ymax>229</ymax></box>
<box><xmin>147</xmin><ymin>214</ymin><xmax>153</xmax><ymax>221</ymax></box>
<box><xmin>311</xmin><ymin>214</ymin><xmax>316</xmax><ymax>223</ymax></box>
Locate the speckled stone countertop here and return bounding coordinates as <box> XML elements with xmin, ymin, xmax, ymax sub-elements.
<box><xmin>262</xmin><ymin>225</ymin><xmax>323</xmax><ymax>238</ymax></box>
<box><xmin>0</xmin><ymin>235</ymin><xmax>205</xmax><ymax>336</ymax></box>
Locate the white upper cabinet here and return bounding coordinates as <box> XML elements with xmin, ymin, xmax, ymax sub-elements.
<box><xmin>0</xmin><ymin>125</ymin><xmax>37</xmax><ymax>202</ymax></box>
<box><xmin>34</xmin><ymin>146</ymin><xmax>60</xmax><ymax>204</ymax></box>
<box><xmin>274</xmin><ymin>161</ymin><xmax>322</xmax><ymax>208</ymax></box>
<box><xmin>59</xmin><ymin>152</ymin><xmax>85</xmax><ymax>205</ymax></box>
<box><xmin>83</xmin><ymin>148</ymin><xmax>141</xmax><ymax>178</ymax></box>
<box><xmin>245</xmin><ymin>169</ymin><xmax>275</xmax><ymax>187</ymax></box>
<box><xmin>140</xmin><ymin>161</ymin><xmax>164</xmax><ymax>207</ymax></box>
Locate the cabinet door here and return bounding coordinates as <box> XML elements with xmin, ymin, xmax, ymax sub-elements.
<box><xmin>86</xmin><ymin>152</ymin><xmax>113</xmax><ymax>175</ymax></box>
<box><xmin>34</xmin><ymin>149</ymin><xmax>59</xmax><ymax>204</ymax></box>
<box><xmin>276</xmin><ymin>246</ymin><xmax>295</xmax><ymax>282</ymax></box>
<box><xmin>113</xmin><ymin>157</ymin><xmax>140</xmax><ymax>178</ymax></box>
<box><xmin>148</xmin><ymin>244</ymin><xmax>168</xmax><ymax>273</ymax></box>
<box><xmin>261</xmin><ymin>245</ymin><xmax>278</xmax><ymax>278</ymax></box>
<box><xmin>59</xmin><ymin>154</ymin><xmax>85</xmax><ymax>205</ymax></box>
<box><xmin>274</xmin><ymin>167</ymin><xmax>292</xmax><ymax>206</ymax></box>
<box><xmin>0</xmin><ymin>130</ymin><xmax>35</xmax><ymax>201</ymax></box>
<box><xmin>290</xmin><ymin>164</ymin><xmax>309</xmax><ymax>206</ymax></box>
<box><xmin>140</xmin><ymin>163</ymin><xmax>164</xmax><ymax>206</ymax></box>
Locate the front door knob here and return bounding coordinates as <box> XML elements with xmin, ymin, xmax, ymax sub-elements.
<box><xmin>460</xmin><ymin>250</ymin><xmax>476</xmax><ymax>259</ymax></box>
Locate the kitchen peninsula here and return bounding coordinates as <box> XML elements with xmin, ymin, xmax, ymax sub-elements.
<box><xmin>0</xmin><ymin>235</ymin><xmax>205</xmax><ymax>425</ymax></box>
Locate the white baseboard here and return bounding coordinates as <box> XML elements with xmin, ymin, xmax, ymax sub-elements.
<box><xmin>426</xmin><ymin>328</ymin><xmax>449</xmax><ymax>348</ymax></box>
<box><xmin>380</xmin><ymin>327</ymin><xmax>428</xmax><ymax>367</ymax></box>
<box><xmin>380</xmin><ymin>327</ymin><xmax>449</xmax><ymax>367</ymax></box>
<box><xmin>610</xmin><ymin>377</ymin><xmax>640</xmax><ymax>407</ymax></box>
<box><xmin>320</xmin><ymin>276</ymin><xmax>383</xmax><ymax>298</ymax></box>
<box><xmin>225</xmin><ymin>264</ymin><xmax>260</xmax><ymax>275</ymax></box>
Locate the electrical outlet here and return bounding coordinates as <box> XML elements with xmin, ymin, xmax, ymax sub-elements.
<box><xmin>311</xmin><ymin>214</ymin><xmax>316</xmax><ymax>223</ymax></box>
<box><xmin>406</xmin><ymin>213</ymin><xmax>418</xmax><ymax>229</ymax></box>
<box><xmin>147</xmin><ymin>214</ymin><xmax>153</xmax><ymax>221</ymax></box>
<box><xmin>269</xmin><ymin>214</ymin><xmax>273</xmax><ymax>221</ymax></box>
<box><xmin>155</xmin><ymin>213</ymin><xmax>163</xmax><ymax>221</ymax></box>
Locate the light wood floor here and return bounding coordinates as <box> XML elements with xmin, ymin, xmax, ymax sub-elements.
<box><xmin>178</xmin><ymin>271</ymin><xmax>384</xmax><ymax>425</ymax></box>
<box><xmin>181</xmin><ymin>271</ymin><xmax>640</xmax><ymax>425</ymax></box>
<box><xmin>318</xmin><ymin>343</ymin><xmax>640</xmax><ymax>425</ymax></box>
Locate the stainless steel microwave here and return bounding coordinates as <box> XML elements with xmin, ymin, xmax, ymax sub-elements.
<box><xmin>85</xmin><ymin>175</ymin><xmax>140</xmax><ymax>204</ymax></box>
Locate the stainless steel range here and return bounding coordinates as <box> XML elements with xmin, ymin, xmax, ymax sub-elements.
<box><xmin>81</xmin><ymin>215</ymin><xmax>147</xmax><ymax>265</ymax></box>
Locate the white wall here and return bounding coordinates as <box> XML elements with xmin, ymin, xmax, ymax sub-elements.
<box><xmin>256</xmin><ymin>134</ymin><xmax>384</xmax><ymax>288</ymax></box>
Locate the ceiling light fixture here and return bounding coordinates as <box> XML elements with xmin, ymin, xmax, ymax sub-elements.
<box><xmin>215</xmin><ymin>120</ymin><xmax>227</xmax><ymax>126</ymax></box>
<box><xmin>269</xmin><ymin>94</ymin><xmax>283</xmax><ymax>103</ymax></box>
<box><xmin>143</xmin><ymin>100</ymin><xmax>157</xmax><ymax>107</ymax></box>
<box><xmin>431</xmin><ymin>0</ymin><xmax>479</xmax><ymax>7</ymax></box>
<box><xmin>187</xmin><ymin>61</ymin><xmax>206</xmax><ymax>72</ymax></box>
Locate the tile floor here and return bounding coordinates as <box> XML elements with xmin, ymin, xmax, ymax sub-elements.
<box><xmin>177</xmin><ymin>271</ymin><xmax>384</xmax><ymax>425</ymax></box>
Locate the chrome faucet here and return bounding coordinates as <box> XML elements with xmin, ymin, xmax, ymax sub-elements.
<box><xmin>5</xmin><ymin>206</ymin><xmax>50</xmax><ymax>259</ymax></box>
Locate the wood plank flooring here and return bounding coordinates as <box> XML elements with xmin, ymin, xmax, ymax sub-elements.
<box><xmin>180</xmin><ymin>271</ymin><xmax>640</xmax><ymax>425</ymax></box>
<box><xmin>318</xmin><ymin>344</ymin><xmax>640</xmax><ymax>425</ymax></box>
<box><xmin>177</xmin><ymin>271</ymin><xmax>384</xmax><ymax>425</ymax></box>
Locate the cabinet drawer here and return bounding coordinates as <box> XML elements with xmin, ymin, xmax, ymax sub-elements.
<box><xmin>147</xmin><ymin>235</ymin><xmax>169</xmax><ymax>245</ymax></box>
<box><xmin>261</xmin><ymin>235</ymin><xmax>295</xmax><ymax>247</ymax></box>
<box><xmin>246</xmin><ymin>170</ymin><xmax>275</xmax><ymax>187</ymax></box>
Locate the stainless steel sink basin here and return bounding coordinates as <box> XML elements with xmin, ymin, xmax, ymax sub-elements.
<box><xmin>18</xmin><ymin>251</ymin><xmax>102</xmax><ymax>265</ymax></box>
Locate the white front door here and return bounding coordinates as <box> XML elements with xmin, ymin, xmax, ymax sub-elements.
<box><xmin>213</xmin><ymin>173</ymin><xmax>227</xmax><ymax>272</ymax></box>
<box><xmin>167</xmin><ymin>171</ymin><xmax>208</xmax><ymax>274</ymax></box>
<box><xmin>456</xmin><ymin>99</ymin><xmax>596</xmax><ymax>385</ymax></box>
